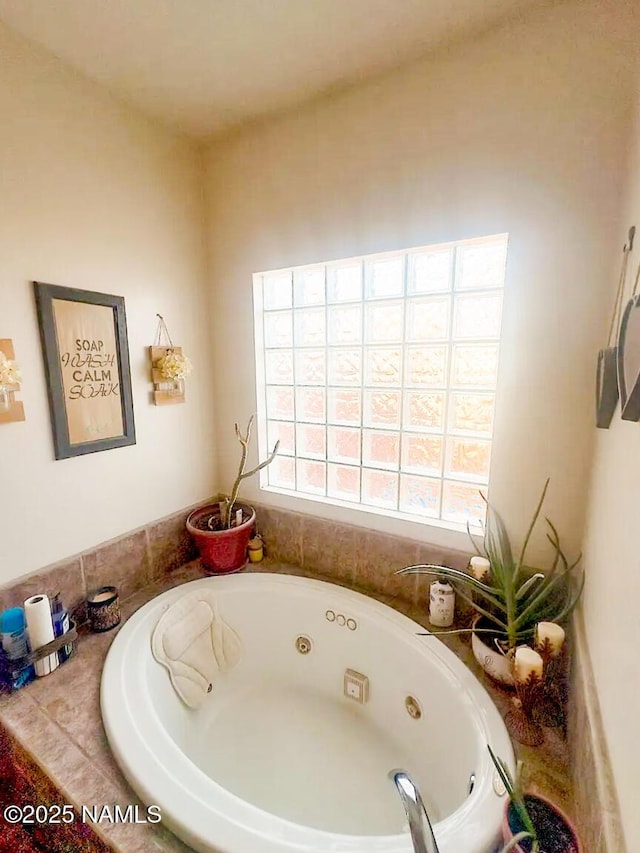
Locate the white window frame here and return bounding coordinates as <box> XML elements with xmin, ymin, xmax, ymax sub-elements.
<box><xmin>253</xmin><ymin>233</ymin><xmax>507</xmax><ymax>532</ymax></box>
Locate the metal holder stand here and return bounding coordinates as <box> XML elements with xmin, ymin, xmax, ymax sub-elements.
<box><xmin>0</xmin><ymin>620</ymin><xmax>78</xmax><ymax>692</ymax></box>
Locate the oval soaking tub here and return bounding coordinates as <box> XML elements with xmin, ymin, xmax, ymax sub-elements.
<box><xmin>101</xmin><ymin>573</ymin><xmax>513</xmax><ymax>853</ymax></box>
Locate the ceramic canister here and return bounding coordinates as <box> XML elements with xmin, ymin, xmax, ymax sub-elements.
<box><xmin>429</xmin><ymin>579</ymin><xmax>455</xmax><ymax>627</ymax></box>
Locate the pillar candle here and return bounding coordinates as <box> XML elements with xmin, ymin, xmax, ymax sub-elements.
<box><xmin>536</xmin><ymin>622</ymin><xmax>565</xmax><ymax>657</ymax></box>
<box><xmin>469</xmin><ymin>556</ymin><xmax>491</xmax><ymax>580</ymax></box>
<box><xmin>514</xmin><ymin>646</ymin><xmax>544</xmax><ymax>683</ymax></box>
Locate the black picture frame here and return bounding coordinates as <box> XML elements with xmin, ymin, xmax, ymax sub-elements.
<box><xmin>33</xmin><ymin>281</ymin><xmax>136</xmax><ymax>459</ymax></box>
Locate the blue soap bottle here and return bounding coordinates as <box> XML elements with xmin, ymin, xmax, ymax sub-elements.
<box><xmin>0</xmin><ymin>607</ymin><xmax>35</xmax><ymax>690</ymax></box>
<box><xmin>51</xmin><ymin>593</ymin><xmax>71</xmax><ymax>663</ymax></box>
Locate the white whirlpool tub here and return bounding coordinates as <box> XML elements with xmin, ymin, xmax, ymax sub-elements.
<box><xmin>101</xmin><ymin>573</ymin><xmax>513</xmax><ymax>853</ymax></box>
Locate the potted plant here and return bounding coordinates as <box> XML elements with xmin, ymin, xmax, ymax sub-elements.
<box><xmin>488</xmin><ymin>746</ymin><xmax>581</xmax><ymax>852</ymax></box>
<box><xmin>398</xmin><ymin>480</ymin><xmax>584</xmax><ymax>686</ymax></box>
<box><xmin>187</xmin><ymin>416</ymin><xmax>278</xmax><ymax>574</ymax></box>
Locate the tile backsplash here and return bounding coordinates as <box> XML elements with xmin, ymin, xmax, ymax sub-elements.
<box><xmin>567</xmin><ymin>610</ymin><xmax>627</xmax><ymax>853</ymax></box>
<box><xmin>0</xmin><ymin>506</ymin><xmax>198</xmax><ymax>625</ymax></box>
<box><xmin>253</xmin><ymin>501</ymin><xmax>470</xmax><ymax>606</ymax></box>
<box><xmin>0</xmin><ymin>499</ymin><xmax>469</xmax><ymax>626</ymax></box>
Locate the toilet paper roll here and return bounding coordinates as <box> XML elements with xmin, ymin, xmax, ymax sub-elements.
<box><xmin>24</xmin><ymin>594</ymin><xmax>59</xmax><ymax>677</ymax></box>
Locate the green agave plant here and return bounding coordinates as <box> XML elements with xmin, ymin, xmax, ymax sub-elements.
<box><xmin>488</xmin><ymin>746</ymin><xmax>539</xmax><ymax>853</ymax></box>
<box><xmin>398</xmin><ymin>479</ymin><xmax>584</xmax><ymax>650</ymax></box>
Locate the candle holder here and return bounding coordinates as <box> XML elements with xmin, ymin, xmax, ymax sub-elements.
<box><xmin>532</xmin><ymin>641</ymin><xmax>567</xmax><ymax>729</ymax></box>
<box><xmin>534</xmin><ymin>622</ymin><xmax>566</xmax><ymax>728</ymax></box>
<box><xmin>532</xmin><ymin>691</ymin><xmax>564</xmax><ymax>729</ymax></box>
<box><xmin>505</xmin><ymin>671</ymin><xmax>545</xmax><ymax>746</ymax></box>
<box><xmin>87</xmin><ymin>586</ymin><xmax>121</xmax><ymax>632</ymax></box>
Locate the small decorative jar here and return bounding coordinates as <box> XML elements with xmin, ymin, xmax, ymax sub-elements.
<box><xmin>429</xmin><ymin>579</ymin><xmax>455</xmax><ymax>627</ymax></box>
<box><xmin>248</xmin><ymin>535</ymin><xmax>264</xmax><ymax>563</ymax></box>
<box><xmin>87</xmin><ymin>586</ymin><xmax>121</xmax><ymax>632</ymax></box>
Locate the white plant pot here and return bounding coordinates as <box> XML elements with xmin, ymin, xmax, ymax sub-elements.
<box><xmin>471</xmin><ymin>617</ymin><xmax>515</xmax><ymax>688</ymax></box>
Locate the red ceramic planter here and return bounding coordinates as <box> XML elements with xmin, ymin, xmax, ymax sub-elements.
<box><xmin>186</xmin><ymin>503</ymin><xmax>256</xmax><ymax>574</ymax></box>
<box><xmin>503</xmin><ymin>794</ymin><xmax>581</xmax><ymax>853</ymax></box>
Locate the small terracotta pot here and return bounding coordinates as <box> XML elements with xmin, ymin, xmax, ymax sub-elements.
<box><xmin>186</xmin><ymin>503</ymin><xmax>255</xmax><ymax>574</ymax></box>
<box><xmin>471</xmin><ymin>616</ymin><xmax>515</xmax><ymax>688</ymax></box>
<box><xmin>503</xmin><ymin>794</ymin><xmax>581</xmax><ymax>853</ymax></box>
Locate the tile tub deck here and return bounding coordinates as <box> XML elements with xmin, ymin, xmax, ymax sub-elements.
<box><xmin>0</xmin><ymin>559</ymin><xmax>573</xmax><ymax>852</ymax></box>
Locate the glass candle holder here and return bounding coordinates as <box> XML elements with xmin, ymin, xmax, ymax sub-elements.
<box><xmin>0</xmin><ymin>386</ymin><xmax>11</xmax><ymax>413</ymax></box>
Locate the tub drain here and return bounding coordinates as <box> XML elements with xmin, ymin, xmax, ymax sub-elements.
<box><xmin>295</xmin><ymin>636</ymin><xmax>312</xmax><ymax>654</ymax></box>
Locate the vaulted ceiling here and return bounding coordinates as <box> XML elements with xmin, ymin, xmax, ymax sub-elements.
<box><xmin>0</xmin><ymin>0</ymin><xmax>547</xmax><ymax>139</ymax></box>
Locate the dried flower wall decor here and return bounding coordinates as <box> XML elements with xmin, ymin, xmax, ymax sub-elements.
<box><xmin>0</xmin><ymin>340</ymin><xmax>25</xmax><ymax>424</ymax></box>
<box><xmin>149</xmin><ymin>315</ymin><xmax>193</xmax><ymax>406</ymax></box>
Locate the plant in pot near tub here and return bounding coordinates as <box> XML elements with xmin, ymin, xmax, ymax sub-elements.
<box><xmin>488</xmin><ymin>745</ymin><xmax>581</xmax><ymax>852</ymax></box>
<box><xmin>398</xmin><ymin>479</ymin><xmax>584</xmax><ymax>687</ymax></box>
<box><xmin>187</xmin><ymin>416</ymin><xmax>278</xmax><ymax>574</ymax></box>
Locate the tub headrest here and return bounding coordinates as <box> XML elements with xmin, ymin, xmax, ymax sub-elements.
<box><xmin>151</xmin><ymin>591</ymin><xmax>242</xmax><ymax>709</ymax></box>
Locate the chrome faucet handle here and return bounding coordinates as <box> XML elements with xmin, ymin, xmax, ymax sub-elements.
<box><xmin>389</xmin><ymin>769</ymin><xmax>440</xmax><ymax>853</ymax></box>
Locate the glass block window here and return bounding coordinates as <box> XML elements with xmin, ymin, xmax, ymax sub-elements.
<box><xmin>253</xmin><ymin>234</ymin><xmax>507</xmax><ymax>527</ymax></box>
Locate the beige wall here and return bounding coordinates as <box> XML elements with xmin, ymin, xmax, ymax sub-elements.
<box><xmin>0</xmin><ymin>22</ymin><xmax>215</xmax><ymax>582</ymax></box>
<box><xmin>581</xmin><ymin>82</ymin><xmax>640</xmax><ymax>847</ymax></box>
<box><xmin>204</xmin><ymin>0</ymin><xmax>636</xmax><ymax>562</ymax></box>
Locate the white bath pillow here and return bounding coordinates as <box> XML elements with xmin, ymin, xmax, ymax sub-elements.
<box><xmin>151</xmin><ymin>591</ymin><xmax>242</xmax><ymax>709</ymax></box>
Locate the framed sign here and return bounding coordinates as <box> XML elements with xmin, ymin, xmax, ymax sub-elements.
<box><xmin>34</xmin><ymin>282</ymin><xmax>136</xmax><ymax>459</ymax></box>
